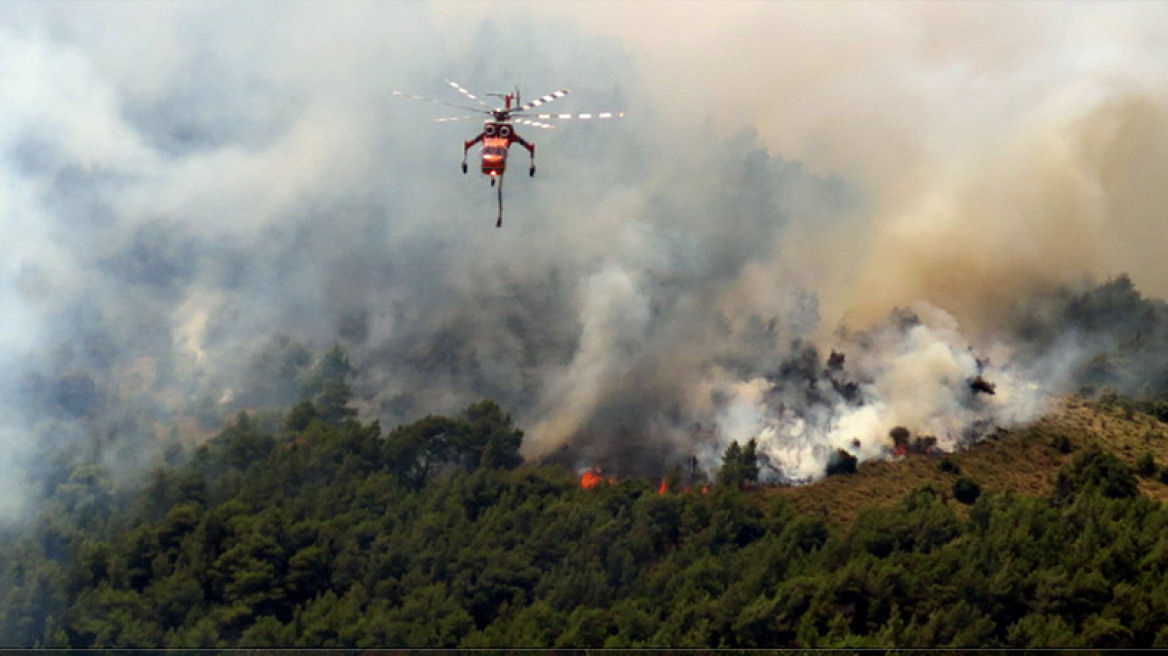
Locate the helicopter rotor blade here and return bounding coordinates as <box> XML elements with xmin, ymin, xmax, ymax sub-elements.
<box><xmin>432</xmin><ymin>115</ymin><xmax>482</xmax><ymax>124</ymax></box>
<box><xmin>445</xmin><ymin>79</ymin><xmax>492</xmax><ymax>109</ymax></box>
<box><xmin>516</xmin><ymin>88</ymin><xmax>571</xmax><ymax>112</ymax></box>
<box><xmin>517</xmin><ymin>119</ymin><xmax>555</xmax><ymax>130</ymax></box>
<box><xmin>523</xmin><ymin>111</ymin><xmax>626</xmax><ymax>122</ymax></box>
<box><xmin>391</xmin><ymin>90</ymin><xmax>488</xmax><ymax>115</ymax></box>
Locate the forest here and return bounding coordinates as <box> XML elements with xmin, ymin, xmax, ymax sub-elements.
<box><xmin>3</xmin><ymin>351</ymin><xmax>1168</xmax><ymax>649</ymax></box>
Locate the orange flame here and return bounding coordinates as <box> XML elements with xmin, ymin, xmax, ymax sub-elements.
<box><xmin>658</xmin><ymin>479</ymin><xmax>669</xmax><ymax>495</ymax></box>
<box><xmin>580</xmin><ymin>470</ymin><xmax>603</xmax><ymax>489</ymax></box>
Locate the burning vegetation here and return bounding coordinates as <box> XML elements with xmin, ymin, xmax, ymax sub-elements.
<box><xmin>687</xmin><ymin>304</ymin><xmax>1036</xmax><ymax>484</ymax></box>
<box><xmin>579</xmin><ymin>469</ymin><xmax>604</xmax><ymax>489</ymax></box>
<box><xmin>578</xmin><ymin>468</ymin><xmax>616</xmax><ymax>489</ymax></box>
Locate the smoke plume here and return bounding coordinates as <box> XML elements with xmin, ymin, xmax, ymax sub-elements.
<box><xmin>3</xmin><ymin>2</ymin><xmax>1168</xmax><ymax>516</ymax></box>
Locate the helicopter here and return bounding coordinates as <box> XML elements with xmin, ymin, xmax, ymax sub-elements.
<box><xmin>392</xmin><ymin>80</ymin><xmax>624</xmax><ymax>227</ymax></box>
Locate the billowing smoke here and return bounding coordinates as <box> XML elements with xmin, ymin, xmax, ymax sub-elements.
<box><xmin>697</xmin><ymin>303</ymin><xmax>1048</xmax><ymax>482</ymax></box>
<box><xmin>3</xmin><ymin>3</ymin><xmax>1168</xmax><ymax>517</ymax></box>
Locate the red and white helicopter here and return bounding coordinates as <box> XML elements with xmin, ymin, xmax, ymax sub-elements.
<box><xmin>393</xmin><ymin>80</ymin><xmax>623</xmax><ymax>227</ymax></box>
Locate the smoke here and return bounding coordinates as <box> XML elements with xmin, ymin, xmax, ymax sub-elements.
<box><xmin>699</xmin><ymin>303</ymin><xmax>1050</xmax><ymax>482</ymax></box>
<box><xmin>3</xmin><ymin>3</ymin><xmax>1168</xmax><ymax>516</ymax></box>
<box><xmin>515</xmin><ymin>2</ymin><xmax>1168</xmax><ymax>328</ymax></box>
<box><xmin>525</xmin><ymin>263</ymin><xmax>651</xmax><ymax>459</ymax></box>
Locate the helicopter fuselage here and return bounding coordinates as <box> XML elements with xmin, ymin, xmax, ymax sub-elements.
<box><xmin>480</xmin><ymin>121</ymin><xmax>515</xmax><ymax>177</ymax></box>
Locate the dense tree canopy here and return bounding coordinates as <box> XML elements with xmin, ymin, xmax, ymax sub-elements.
<box><xmin>3</xmin><ymin>392</ymin><xmax>1168</xmax><ymax>648</ymax></box>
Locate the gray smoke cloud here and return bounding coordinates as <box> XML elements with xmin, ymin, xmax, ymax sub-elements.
<box><xmin>3</xmin><ymin>2</ymin><xmax>1168</xmax><ymax>517</ymax></box>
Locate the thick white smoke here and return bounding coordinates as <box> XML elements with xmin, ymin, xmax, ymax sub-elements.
<box><xmin>704</xmin><ymin>303</ymin><xmax>1050</xmax><ymax>481</ymax></box>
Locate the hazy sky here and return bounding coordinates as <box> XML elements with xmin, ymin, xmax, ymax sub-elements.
<box><xmin>2</xmin><ymin>2</ymin><xmax>1167</xmax><ymax>514</ymax></box>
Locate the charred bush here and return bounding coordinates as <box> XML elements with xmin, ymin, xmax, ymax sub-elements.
<box><xmin>826</xmin><ymin>449</ymin><xmax>858</xmax><ymax>476</ymax></box>
<box><xmin>969</xmin><ymin>376</ymin><xmax>997</xmax><ymax>395</ymax></box>
<box><xmin>912</xmin><ymin>435</ymin><xmax>938</xmax><ymax>454</ymax></box>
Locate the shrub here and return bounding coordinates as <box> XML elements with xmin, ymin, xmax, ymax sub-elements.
<box><xmin>1136</xmin><ymin>451</ymin><xmax>1157</xmax><ymax>477</ymax></box>
<box><xmin>953</xmin><ymin>477</ymin><xmax>982</xmax><ymax>504</ymax></box>
<box><xmin>1051</xmin><ymin>433</ymin><xmax>1075</xmax><ymax>454</ymax></box>
<box><xmin>1052</xmin><ymin>445</ymin><xmax>1139</xmax><ymax>505</ymax></box>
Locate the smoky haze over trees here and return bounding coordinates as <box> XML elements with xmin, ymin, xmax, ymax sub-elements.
<box><xmin>3</xmin><ymin>2</ymin><xmax>1168</xmax><ymax>520</ymax></box>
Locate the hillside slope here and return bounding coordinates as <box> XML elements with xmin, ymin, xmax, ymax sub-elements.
<box><xmin>2</xmin><ymin>395</ymin><xmax>1168</xmax><ymax>648</ymax></box>
<box><xmin>768</xmin><ymin>395</ymin><xmax>1168</xmax><ymax>526</ymax></box>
